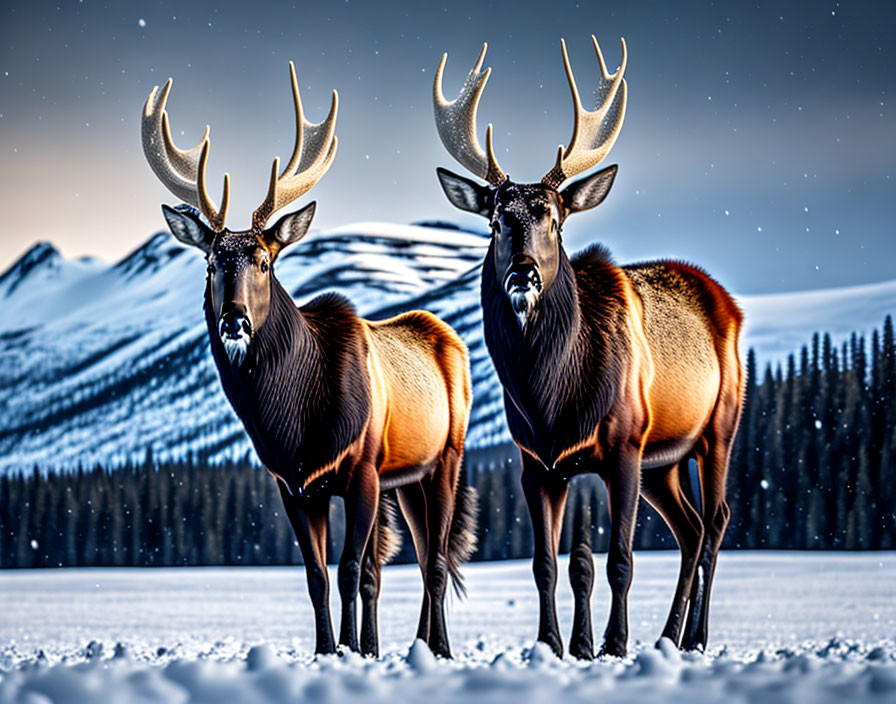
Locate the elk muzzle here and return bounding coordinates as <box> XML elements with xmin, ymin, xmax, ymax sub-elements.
<box><xmin>218</xmin><ymin>304</ymin><xmax>253</xmax><ymax>367</ymax></box>
<box><xmin>503</xmin><ymin>256</ymin><xmax>543</xmax><ymax>330</ymax></box>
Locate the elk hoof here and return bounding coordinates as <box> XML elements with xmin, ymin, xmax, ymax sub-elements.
<box><xmin>681</xmin><ymin>628</ymin><xmax>707</xmax><ymax>652</ymax></box>
<box><xmin>569</xmin><ymin>638</ymin><xmax>594</xmax><ymax>660</ymax></box>
<box><xmin>538</xmin><ymin>633</ymin><xmax>564</xmax><ymax>658</ymax></box>
<box><xmin>598</xmin><ymin>639</ymin><xmax>627</xmax><ymax>658</ymax></box>
<box><xmin>429</xmin><ymin>639</ymin><xmax>452</xmax><ymax>660</ymax></box>
<box><xmin>361</xmin><ymin>635</ymin><xmax>379</xmax><ymax>659</ymax></box>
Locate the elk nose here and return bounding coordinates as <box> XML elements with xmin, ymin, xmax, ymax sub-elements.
<box><xmin>504</xmin><ymin>255</ymin><xmax>543</xmax><ymax>293</ymax></box>
<box><xmin>220</xmin><ymin>316</ymin><xmax>242</xmax><ymax>337</ymax></box>
<box><xmin>219</xmin><ymin>304</ymin><xmax>251</xmax><ymax>338</ymax></box>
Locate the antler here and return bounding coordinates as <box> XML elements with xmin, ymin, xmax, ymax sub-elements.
<box><xmin>142</xmin><ymin>79</ymin><xmax>230</xmax><ymax>231</ymax></box>
<box><xmin>542</xmin><ymin>35</ymin><xmax>628</xmax><ymax>189</ymax></box>
<box><xmin>433</xmin><ymin>44</ymin><xmax>507</xmax><ymax>186</ymax></box>
<box><xmin>252</xmin><ymin>61</ymin><xmax>338</xmax><ymax>231</ymax></box>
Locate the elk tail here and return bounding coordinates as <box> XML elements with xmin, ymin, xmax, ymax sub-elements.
<box><xmin>446</xmin><ymin>483</ymin><xmax>479</xmax><ymax>598</ymax></box>
<box><xmin>375</xmin><ymin>491</ymin><xmax>402</xmax><ymax>566</ymax></box>
<box><xmin>573</xmin><ymin>497</ymin><xmax>592</xmax><ymax>552</ymax></box>
<box><xmin>569</xmin><ymin>498</ymin><xmax>594</xmax><ymax>595</ymax></box>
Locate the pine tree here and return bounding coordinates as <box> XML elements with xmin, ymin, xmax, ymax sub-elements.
<box><xmin>0</xmin><ymin>475</ymin><xmax>11</xmax><ymax>567</ymax></box>
<box><xmin>225</xmin><ymin>473</ymin><xmax>243</xmax><ymax>563</ymax></box>
<box><xmin>879</xmin><ymin>427</ymin><xmax>895</xmax><ymax>549</ymax></box>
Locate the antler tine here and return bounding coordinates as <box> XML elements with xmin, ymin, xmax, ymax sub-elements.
<box><xmin>197</xmin><ymin>140</ymin><xmax>230</xmax><ymax>232</ymax></box>
<box><xmin>142</xmin><ymin>78</ymin><xmax>230</xmax><ymax>231</ymax></box>
<box><xmin>433</xmin><ymin>44</ymin><xmax>507</xmax><ymax>186</ymax></box>
<box><xmin>252</xmin><ymin>63</ymin><xmax>339</xmax><ymax>231</ymax></box>
<box><xmin>280</xmin><ymin>61</ymin><xmax>306</xmax><ymax>177</ymax></box>
<box><xmin>142</xmin><ymin>80</ymin><xmax>204</xmax><ymax>207</ymax></box>
<box><xmin>543</xmin><ymin>35</ymin><xmax>628</xmax><ymax>188</ymax></box>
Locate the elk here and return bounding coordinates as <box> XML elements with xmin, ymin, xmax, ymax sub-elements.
<box><xmin>433</xmin><ymin>37</ymin><xmax>744</xmax><ymax>658</ymax></box>
<box><xmin>142</xmin><ymin>63</ymin><xmax>477</xmax><ymax>658</ymax></box>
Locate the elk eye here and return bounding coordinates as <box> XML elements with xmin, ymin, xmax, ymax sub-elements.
<box><xmin>260</xmin><ymin>260</ymin><xmax>269</xmax><ymax>273</ymax></box>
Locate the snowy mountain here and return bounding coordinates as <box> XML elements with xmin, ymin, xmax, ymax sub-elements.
<box><xmin>1</xmin><ymin>224</ymin><xmax>894</xmax><ymax>474</ymax></box>
<box><xmin>0</xmin><ymin>223</ymin><xmax>487</xmax><ymax>474</ymax></box>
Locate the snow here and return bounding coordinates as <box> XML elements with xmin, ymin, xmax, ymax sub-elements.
<box><xmin>1</xmin><ymin>223</ymin><xmax>894</xmax><ymax>474</ymax></box>
<box><xmin>1</xmin><ymin>552</ymin><xmax>894</xmax><ymax>703</ymax></box>
<box><xmin>0</xmin><ymin>223</ymin><xmax>488</xmax><ymax>474</ymax></box>
<box><xmin>739</xmin><ymin>278</ymin><xmax>896</xmax><ymax>365</ymax></box>
<box><xmin>320</xmin><ymin>221</ymin><xmax>488</xmax><ymax>249</ymax></box>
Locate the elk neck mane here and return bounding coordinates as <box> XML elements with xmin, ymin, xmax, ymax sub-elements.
<box><xmin>204</xmin><ymin>273</ymin><xmax>371</xmax><ymax>487</ymax></box>
<box><xmin>480</xmin><ymin>241</ymin><xmax>632</xmax><ymax>468</ymax></box>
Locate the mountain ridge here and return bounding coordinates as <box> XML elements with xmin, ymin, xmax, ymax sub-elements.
<box><xmin>1</xmin><ymin>224</ymin><xmax>893</xmax><ymax>474</ymax></box>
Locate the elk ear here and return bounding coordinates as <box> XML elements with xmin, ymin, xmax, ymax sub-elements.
<box><xmin>267</xmin><ymin>201</ymin><xmax>316</xmax><ymax>255</ymax></box>
<box><xmin>560</xmin><ymin>165</ymin><xmax>618</xmax><ymax>214</ymax></box>
<box><xmin>162</xmin><ymin>204</ymin><xmax>215</xmax><ymax>252</ymax></box>
<box><xmin>436</xmin><ymin>167</ymin><xmax>490</xmax><ymax>217</ymax></box>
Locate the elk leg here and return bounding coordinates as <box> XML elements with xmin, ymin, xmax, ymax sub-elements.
<box><xmin>640</xmin><ymin>462</ymin><xmax>704</xmax><ymax>647</ymax></box>
<box><xmin>338</xmin><ymin>463</ymin><xmax>379</xmax><ymax>653</ymax></box>
<box><xmin>396</xmin><ymin>481</ymin><xmax>431</xmax><ymax>643</ymax></box>
<box><xmin>423</xmin><ymin>447</ymin><xmax>462</xmax><ymax>658</ymax></box>
<box><xmin>568</xmin><ymin>540</ymin><xmax>595</xmax><ymax>660</ymax></box>
<box><xmin>521</xmin><ymin>453</ymin><xmax>569</xmax><ymax>658</ymax></box>
<box><xmin>278</xmin><ymin>484</ymin><xmax>335</xmax><ymax>655</ymax></box>
<box><xmin>683</xmin><ymin>365</ymin><xmax>740</xmax><ymax>653</ymax></box>
<box><xmin>359</xmin><ymin>522</ymin><xmax>381</xmax><ymax>658</ymax></box>
<box><xmin>599</xmin><ymin>447</ymin><xmax>640</xmax><ymax>657</ymax></box>
<box><xmin>683</xmin><ymin>438</ymin><xmax>732</xmax><ymax>651</ymax></box>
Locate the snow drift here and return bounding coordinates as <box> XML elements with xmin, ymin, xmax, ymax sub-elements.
<box><xmin>0</xmin><ymin>552</ymin><xmax>894</xmax><ymax>703</ymax></box>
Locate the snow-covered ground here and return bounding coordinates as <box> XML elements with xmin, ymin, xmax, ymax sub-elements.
<box><xmin>2</xmin><ymin>552</ymin><xmax>894</xmax><ymax>703</ymax></box>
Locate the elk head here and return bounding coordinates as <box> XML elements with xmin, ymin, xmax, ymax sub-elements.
<box><xmin>433</xmin><ymin>37</ymin><xmax>626</xmax><ymax>329</ymax></box>
<box><xmin>142</xmin><ymin>62</ymin><xmax>338</xmax><ymax>366</ymax></box>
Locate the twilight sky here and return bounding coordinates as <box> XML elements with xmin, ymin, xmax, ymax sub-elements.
<box><xmin>0</xmin><ymin>0</ymin><xmax>893</xmax><ymax>294</ymax></box>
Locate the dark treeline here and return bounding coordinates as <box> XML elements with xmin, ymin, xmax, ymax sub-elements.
<box><xmin>1</xmin><ymin>316</ymin><xmax>894</xmax><ymax>568</ymax></box>
<box><xmin>726</xmin><ymin>315</ymin><xmax>896</xmax><ymax>550</ymax></box>
<box><xmin>0</xmin><ymin>452</ymin><xmax>302</xmax><ymax>568</ymax></box>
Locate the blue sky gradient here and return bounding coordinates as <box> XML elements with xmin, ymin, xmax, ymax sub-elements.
<box><xmin>1</xmin><ymin>0</ymin><xmax>893</xmax><ymax>293</ymax></box>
